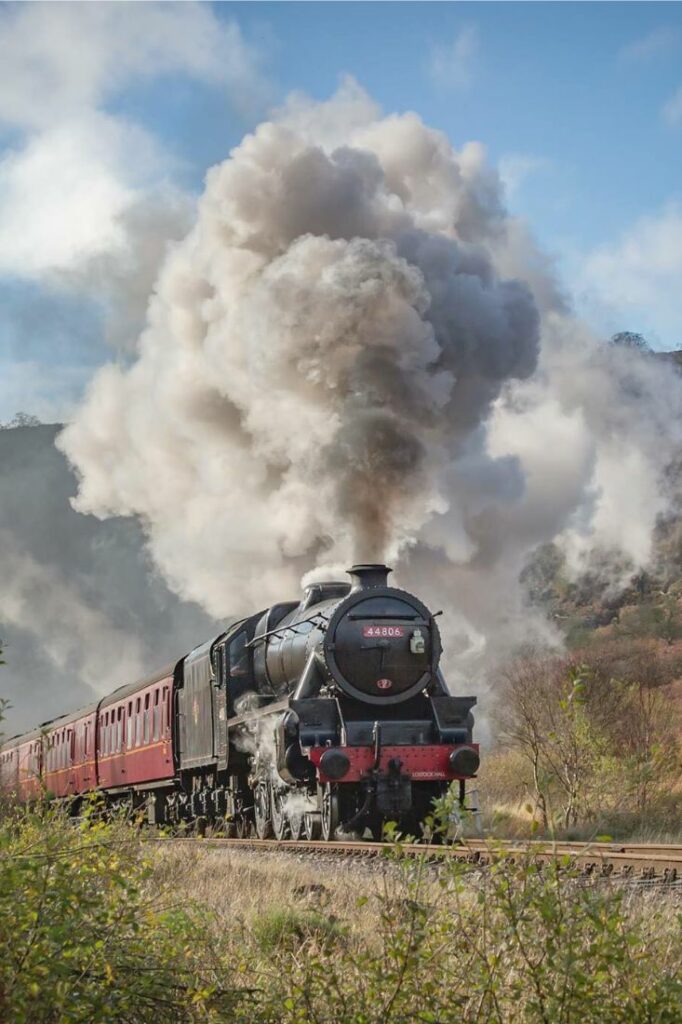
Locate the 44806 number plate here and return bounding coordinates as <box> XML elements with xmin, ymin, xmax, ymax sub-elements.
<box><xmin>362</xmin><ymin>624</ymin><xmax>405</xmax><ymax>638</ymax></box>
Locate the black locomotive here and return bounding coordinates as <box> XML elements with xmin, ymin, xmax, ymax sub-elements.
<box><xmin>171</xmin><ymin>563</ymin><xmax>479</xmax><ymax>840</ymax></box>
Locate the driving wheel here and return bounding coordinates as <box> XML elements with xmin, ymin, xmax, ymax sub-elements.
<box><xmin>271</xmin><ymin>786</ymin><xmax>289</xmax><ymax>840</ymax></box>
<box><xmin>254</xmin><ymin>781</ymin><xmax>273</xmax><ymax>839</ymax></box>
<box><xmin>320</xmin><ymin>783</ymin><xmax>340</xmax><ymax>842</ymax></box>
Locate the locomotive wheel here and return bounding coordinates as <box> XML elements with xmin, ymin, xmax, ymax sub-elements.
<box><xmin>271</xmin><ymin>786</ymin><xmax>289</xmax><ymax>840</ymax></box>
<box><xmin>320</xmin><ymin>783</ymin><xmax>340</xmax><ymax>841</ymax></box>
<box><xmin>303</xmin><ymin>811</ymin><xmax>321</xmax><ymax>840</ymax></box>
<box><xmin>254</xmin><ymin>781</ymin><xmax>273</xmax><ymax>839</ymax></box>
<box><xmin>288</xmin><ymin>804</ymin><xmax>304</xmax><ymax>840</ymax></box>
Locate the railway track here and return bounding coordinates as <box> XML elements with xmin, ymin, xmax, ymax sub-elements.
<box><xmin>157</xmin><ymin>835</ymin><xmax>682</xmax><ymax>882</ymax></box>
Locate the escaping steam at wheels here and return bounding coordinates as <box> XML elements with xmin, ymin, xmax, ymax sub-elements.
<box><xmin>0</xmin><ymin>564</ymin><xmax>478</xmax><ymax>840</ymax></box>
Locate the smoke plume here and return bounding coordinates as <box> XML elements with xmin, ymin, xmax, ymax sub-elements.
<box><xmin>58</xmin><ymin>81</ymin><xmax>682</xmax><ymax>692</ymax></box>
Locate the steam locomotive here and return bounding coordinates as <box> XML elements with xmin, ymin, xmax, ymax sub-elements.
<box><xmin>0</xmin><ymin>564</ymin><xmax>478</xmax><ymax>839</ymax></box>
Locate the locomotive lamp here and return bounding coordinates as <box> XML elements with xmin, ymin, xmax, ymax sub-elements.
<box><xmin>410</xmin><ymin>629</ymin><xmax>425</xmax><ymax>654</ymax></box>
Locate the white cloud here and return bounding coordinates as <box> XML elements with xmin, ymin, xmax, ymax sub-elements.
<box><xmin>0</xmin><ymin>116</ymin><xmax>137</xmax><ymax>276</ymax></box>
<box><xmin>619</xmin><ymin>26</ymin><xmax>679</xmax><ymax>63</ymax></box>
<box><xmin>662</xmin><ymin>85</ymin><xmax>682</xmax><ymax>127</ymax></box>
<box><xmin>578</xmin><ymin>202</ymin><xmax>682</xmax><ymax>348</ymax></box>
<box><xmin>429</xmin><ymin>25</ymin><xmax>478</xmax><ymax>90</ymax></box>
<box><xmin>0</xmin><ymin>2</ymin><xmax>269</xmax><ymax>130</ymax></box>
<box><xmin>0</xmin><ymin>2</ymin><xmax>269</xmax><ymax>353</ymax></box>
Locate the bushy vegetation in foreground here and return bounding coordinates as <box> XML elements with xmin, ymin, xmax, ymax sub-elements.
<box><xmin>0</xmin><ymin>802</ymin><xmax>245</xmax><ymax>1023</ymax></box>
<box><xmin>1</xmin><ymin>805</ymin><xmax>681</xmax><ymax>1023</ymax></box>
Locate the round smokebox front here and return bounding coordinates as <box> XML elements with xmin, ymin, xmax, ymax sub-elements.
<box><xmin>324</xmin><ymin>589</ymin><xmax>440</xmax><ymax>705</ymax></box>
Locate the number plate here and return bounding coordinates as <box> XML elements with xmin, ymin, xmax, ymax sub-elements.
<box><xmin>362</xmin><ymin>625</ymin><xmax>405</xmax><ymax>638</ymax></box>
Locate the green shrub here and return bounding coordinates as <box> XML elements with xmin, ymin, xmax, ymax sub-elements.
<box><xmin>0</xmin><ymin>801</ymin><xmax>247</xmax><ymax>1023</ymax></box>
<box><xmin>251</xmin><ymin>906</ymin><xmax>344</xmax><ymax>954</ymax></box>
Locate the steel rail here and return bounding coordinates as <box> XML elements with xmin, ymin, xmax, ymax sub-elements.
<box><xmin>153</xmin><ymin>836</ymin><xmax>682</xmax><ymax>880</ymax></box>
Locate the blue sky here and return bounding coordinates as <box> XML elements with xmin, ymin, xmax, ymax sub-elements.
<box><xmin>1</xmin><ymin>1</ymin><xmax>681</xmax><ymax>422</ymax></box>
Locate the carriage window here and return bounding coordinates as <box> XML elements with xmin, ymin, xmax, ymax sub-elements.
<box><xmin>135</xmin><ymin>698</ymin><xmax>142</xmax><ymax>746</ymax></box>
<box><xmin>228</xmin><ymin>631</ymin><xmax>249</xmax><ymax>678</ymax></box>
<box><xmin>143</xmin><ymin>694</ymin><xmax>150</xmax><ymax>744</ymax></box>
<box><xmin>162</xmin><ymin>686</ymin><xmax>169</xmax><ymax>734</ymax></box>
<box><xmin>69</xmin><ymin>730</ymin><xmax>75</xmax><ymax>766</ymax></box>
<box><xmin>126</xmin><ymin>703</ymin><xmax>133</xmax><ymax>749</ymax></box>
<box><xmin>153</xmin><ymin>689</ymin><xmax>160</xmax><ymax>741</ymax></box>
<box><xmin>116</xmin><ymin>708</ymin><xmax>123</xmax><ymax>753</ymax></box>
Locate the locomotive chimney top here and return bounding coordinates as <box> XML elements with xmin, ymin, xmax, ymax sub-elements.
<box><xmin>347</xmin><ymin>564</ymin><xmax>392</xmax><ymax>590</ymax></box>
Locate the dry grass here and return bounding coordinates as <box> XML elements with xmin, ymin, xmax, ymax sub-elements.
<box><xmin>148</xmin><ymin>841</ymin><xmax>391</xmax><ymax>941</ymax></box>
<box><xmin>147</xmin><ymin>838</ymin><xmax>682</xmax><ymax>935</ymax></box>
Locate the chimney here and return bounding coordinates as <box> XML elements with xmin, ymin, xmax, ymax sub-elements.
<box><xmin>347</xmin><ymin>563</ymin><xmax>392</xmax><ymax>591</ymax></box>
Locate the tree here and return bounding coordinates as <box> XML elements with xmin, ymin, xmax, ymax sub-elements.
<box><xmin>584</xmin><ymin>641</ymin><xmax>681</xmax><ymax>815</ymax></box>
<box><xmin>497</xmin><ymin>654</ymin><xmax>604</xmax><ymax>829</ymax></box>
<box><xmin>0</xmin><ymin>412</ymin><xmax>41</xmax><ymax>429</ymax></box>
<box><xmin>495</xmin><ymin>641</ymin><xmax>682</xmax><ymax>831</ymax></box>
<box><xmin>610</xmin><ymin>330</ymin><xmax>650</xmax><ymax>352</ymax></box>
<box><xmin>615</xmin><ymin>587</ymin><xmax>682</xmax><ymax>646</ymax></box>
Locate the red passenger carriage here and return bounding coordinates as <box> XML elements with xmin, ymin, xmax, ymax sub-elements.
<box><xmin>97</xmin><ymin>667</ymin><xmax>174</xmax><ymax>790</ymax></box>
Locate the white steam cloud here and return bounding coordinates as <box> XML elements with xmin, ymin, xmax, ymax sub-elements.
<box><xmin>58</xmin><ymin>81</ymin><xmax>682</xmax><ymax>684</ymax></box>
